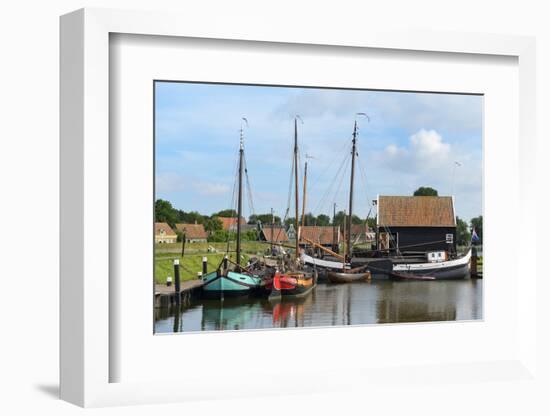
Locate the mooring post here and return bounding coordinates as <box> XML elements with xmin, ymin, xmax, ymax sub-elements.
<box><xmin>173</xmin><ymin>259</ymin><xmax>181</xmax><ymax>304</ymax></box>
<box><xmin>202</xmin><ymin>256</ymin><xmax>208</xmax><ymax>275</ymax></box>
<box><xmin>470</xmin><ymin>246</ymin><xmax>478</xmax><ymax>278</ymax></box>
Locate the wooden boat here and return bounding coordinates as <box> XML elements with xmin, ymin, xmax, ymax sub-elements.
<box><xmin>303</xmin><ymin>116</ymin><xmax>372</xmax><ymax>284</ymax></box>
<box><xmin>390</xmin><ymin>249</ymin><xmax>471</xmax><ymax>280</ymax></box>
<box><xmin>202</xmin><ymin>269</ymin><xmax>262</xmax><ymax>299</ymax></box>
<box><xmin>389</xmin><ymin>272</ymin><xmax>435</xmax><ymax>281</ymax></box>
<box><xmin>268</xmin><ymin>270</ymin><xmax>317</xmax><ymax>300</ymax></box>
<box><xmin>267</xmin><ymin>116</ymin><xmax>317</xmax><ymax>300</ymax></box>
<box><xmin>327</xmin><ymin>270</ymin><xmax>371</xmax><ymax>283</ymax></box>
<box><xmin>303</xmin><ymin>249</ymin><xmax>471</xmax><ymax>280</ymax></box>
<box><xmin>202</xmin><ymin>119</ymin><xmax>262</xmax><ymax>299</ymax></box>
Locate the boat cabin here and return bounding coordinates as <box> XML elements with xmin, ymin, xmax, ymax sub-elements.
<box><xmin>376</xmin><ymin>195</ymin><xmax>457</xmax><ymax>256</ymax></box>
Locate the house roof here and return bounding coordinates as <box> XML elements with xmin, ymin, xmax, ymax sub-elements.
<box><xmin>349</xmin><ymin>223</ymin><xmax>370</xmax><ymax>237</ymax></box>
<box><xmin>155</xmin><ymin>222</ymin><xmax>177</xmax><ymax>236</ymax></box>
<box><xmin>175</xmin><ymin>223</ymin><xmax>208</xmax><ymax>239</ymax></box>
<box><xmin>378</xmin><ymin>196</ymin><xmax>456</xmax><ymax>227</ymax></box>
<box><xmin>261</xmin><ymin>227</ymin><xmax>289</xmax><ymax>243</ymax></box>
<box><xmin>299</xmin><ymin>226</ymin><xmax>339</xmax><ymax>245</ymax></box>
<box><xmin>218</xmin><ymin>217</ymin><xmax>246</xmax><ymax>230</ymax></box>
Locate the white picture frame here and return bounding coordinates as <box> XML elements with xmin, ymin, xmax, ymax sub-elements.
<box><xmin>60</xmin><ymin>8</ymin><xmax>537</xmax><ymax>407</ymax></box>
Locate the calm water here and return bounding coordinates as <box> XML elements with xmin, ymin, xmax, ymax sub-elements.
<box><xmin>154</xmin><ymin>280</ymin><xmax>483</xmax><ymax>333</ymax></box>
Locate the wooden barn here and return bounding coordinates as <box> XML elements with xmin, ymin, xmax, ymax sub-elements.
<box><xmin>376</xmin><ymin>196</ymin><xmax>457</xmax><ymax>255</ymax></box>
<box><xmin>299</xmin><ymin>225</ymin><xmax>341</xmax><ymax>255</ymax></box>
<box><xmin>259</xmin><ymin>227</ymin><xmax>289</xmax><ymax>243</ymax></box>
<box><xmin>175</xmin><ymin>223</ymin><xmax>208</xmax><ymax>243</ymax></box>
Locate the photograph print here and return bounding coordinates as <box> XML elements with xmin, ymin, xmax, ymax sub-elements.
<box><xmin>153</xmin><ymin>81</ymin><xmax>483</xmax><ymax>333</ymax></box>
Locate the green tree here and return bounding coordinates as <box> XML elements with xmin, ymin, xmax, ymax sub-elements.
<box><xmin>456</xmin><ymin>216</ymin><xmax>470</xmax><ymax>246</ymax></box>
<box><xmin>242</xmin><ymin>229</ymin><xmax>258</xmax><ymax>241</ymax></box>
<box><xmin>249</xmin><ymin>213</ymin><xmax>282</xmax><ymax>226</ymax></box>
<box><xmin>413</xmin><ymin>186</ymin><xmax>438</xmax><ymax>196</ymax></box>
<box><xmin>177</xmin><ymin>210</ymin><xmax>205</xmax><ymax>225</ymax></box>
<box><xmin>366</xmin><ymin>216</ymin><xmax>377</xmax><ymax>230</ymax></box>
<box><xmin>332</xmin><ymin>210</ymin><xmax>363</xmax><ymax>226</ymax></box>
<box><xmin>212</xmin><ymin>209</ymin><xmax>238</xmax><ymax>218</ymax></box>
<box><xmin>470</xmin><ymin>215</ymin><xmax>483</xmax><ymax>244</ymax></box>
<box><xmin>155</xmin><ymin>199</ymin><xmax>178</xmax><ymax>227</ymax></box>
<box><xmin>204</xmin><ymin>217</ymin><xmax>223</xmax><ymax>232</ymax></box>
<box><xmin>284</xmin><ymin>217</ymin><xmax>296</xmax><ymax>228</ymax></box>
<box><xmin>207</xmin><ymin>230</ymin><xmax>230</xmax><ymax>242</ymax></box>
<box><xmin>316</xmin><ymin>214</ymin><xmax>331</xmax><ymax>226</ymax></box>
<box><xmin>303</xmin><ymin>212</ymin><xmax>316</xmax><ymax>226</ymax></box>
<box><xmin>351</xmin><ymin>215</ymin><xmax>363</xmax><ymax>225</ymax></box>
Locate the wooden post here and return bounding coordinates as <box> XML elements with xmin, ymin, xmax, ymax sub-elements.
<box><xmin>173</xmin><ymin>259</ymin><xmax>181</xmax><ymax>305</ymax></box>
<box><xmin>202</xmin><ymin>256</ymin><xmax>208</xmax><ymax>275</ymax></box>
<box><xmin>181</xmin><ymin>232</ymin><xmax>186</xmax><ymax>257</ymax></box>
<box><xmin>470</xmin><ymin>245</ymin><xmax>478</xmax><ymax>278</ymax></box>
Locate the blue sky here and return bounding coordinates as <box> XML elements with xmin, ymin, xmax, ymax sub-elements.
<box><xmin>155</xmin><ymin>82</ymin><xmax>483</xmax><ymax>222</ymax></box>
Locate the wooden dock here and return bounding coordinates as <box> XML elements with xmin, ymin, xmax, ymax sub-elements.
<box><xmin>155</xmin><ymin>280</ymin><xmax>203</xmax><ymax>308</ymax></box>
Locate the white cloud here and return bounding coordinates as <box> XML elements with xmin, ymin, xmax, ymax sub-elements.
<box><xmin>410</xmin><ymin>129</ymin><xmax>451</xmax><ymax>159</ymax></box>
<box><xmin>380</xmin><ymin>129</ymin><xmax>450</xmax><ymax>173</ymax></box>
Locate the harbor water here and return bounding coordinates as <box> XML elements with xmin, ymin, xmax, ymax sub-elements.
<box><xmin>155</xmin><ymin>279</ymin><xmax>483</xmax><ymax>333</ymax></box>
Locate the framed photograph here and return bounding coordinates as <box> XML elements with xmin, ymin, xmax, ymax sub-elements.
<box><xmin>152</xmin><ymin>81</ymin><xmax>483</xmax><ymax>335</ymax></box>
<box><xmin>60</xmin><ymin>8</ymin><xmax>537</xmax><ymax>407</ymax></box>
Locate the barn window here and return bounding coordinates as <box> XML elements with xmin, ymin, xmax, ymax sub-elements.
<box><xmin>446</xmin><ymin>234</ymin><xmax>453</xmax><ymax>243</ymax></box>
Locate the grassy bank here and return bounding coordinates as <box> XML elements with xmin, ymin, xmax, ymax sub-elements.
<box><xmin>154</xmin><ymin>241</ymin><xmax>267</xmax><ymax>284</ymax></box>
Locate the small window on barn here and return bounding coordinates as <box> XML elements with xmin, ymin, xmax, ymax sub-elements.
<box><xmin>446</xmin><ymin>234</ymin><xmax>453</xmax><ymax>243</ymax></box>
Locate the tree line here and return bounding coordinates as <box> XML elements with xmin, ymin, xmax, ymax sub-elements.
<box><xmin>156</xmin><ymin>185</ymin><xmax>483</xmax><ymax>245</ymax></box>
<box><xmin>155</xmin><ymin>199</ymin><xmax>376</xmax><ymax>242</ymax></box>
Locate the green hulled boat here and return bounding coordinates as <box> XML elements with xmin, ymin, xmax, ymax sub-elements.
<box><xmin>201</xmin><ymin>118</ymin><xmax>262</xmax><ymax>299</ymax></box>
<box><xmin>202</xmin><ymin>269</ymin><xmax>262</xmax><ymax>299</ymax></box>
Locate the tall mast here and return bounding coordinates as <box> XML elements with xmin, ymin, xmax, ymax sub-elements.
<box><xmin>301</xmin><ymin>160</ymin><xmax>308</xmax><ymax>229</ymax></box>
<box><xmin>294</xmin><ymin>117</ymin><xmax>300</xmax><ymax>260</ymax></box>
<box><xmin>236</xmin><ymin>124</ymin><xmax>244</xmax><ymax>269</ymax></box>
<box><xmin>333</xmin><ymin>203</ymin><xmax>337</xmax><ymax>252</ymax></box>
<box><xmin>347</xmin><ymin>120</ymin><xmax>358</xmax><ymax>261</ymax></box>
<box><xmin>342</xmin><ymin>209</ymin><xmax>347</xmax><ymax>267</ymax></box>
<box><xmin>270</xmin><ymin>207</ymin><xmax>274</xmax><ymax>253</ymax></box>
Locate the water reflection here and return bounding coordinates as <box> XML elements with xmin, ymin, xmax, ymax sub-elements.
<box><xmin>154</xmin><ymin>280</ymin><xmax>482</xmax><ymax>333</ymax></box>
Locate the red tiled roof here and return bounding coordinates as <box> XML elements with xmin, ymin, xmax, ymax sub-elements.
<box><xmin>155</xmin><ymin>222</ymin><xmax>176</xmax><ymax>236</ymax></box>
<box><xmin>378</xmin><ymin>196</ymin><xmax>455</xmax><ymax>227</ymax></box>
<box><xmin>299</xmin><ymin>226</ymin><xmax>339</xmax><ymax>245</ymax></box>
<box><xmin>218</xmin><ymin>217</ymin><xmax>246</xmax><ymax>230</ymax></box>
<box><xmin>349</xmin><ymin>223</ymin><xmax>370</xmax><ymax>237</ymax></box>
<box><xmin>261</xmin><ymin>227</ymin><xmax>289</xmax><ymax>243</ymax></box>
<box><xmin>175</xmin><ymin>223</ymin><xmax>208</xmax><ymax>239</ymax></box>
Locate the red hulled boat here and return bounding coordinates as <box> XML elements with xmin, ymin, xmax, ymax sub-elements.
<box><xmin>266</xmin><ymin>270</ymin><xmax>317</xmax><ymax>300</ymax></box>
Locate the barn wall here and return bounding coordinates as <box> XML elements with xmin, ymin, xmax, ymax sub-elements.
<box><xmin>379</xmin><ymin>226</ymin><xmax>456</xmax><ymax>253</ymax></box>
